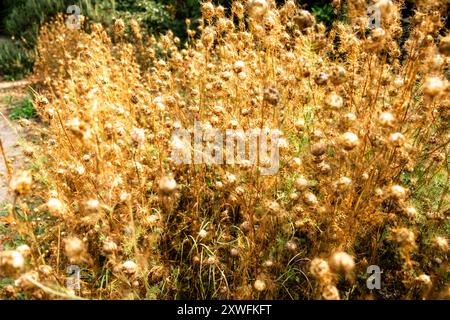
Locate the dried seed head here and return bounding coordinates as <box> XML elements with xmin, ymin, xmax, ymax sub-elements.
<box><xmin>330</xmin><ymin>66</ymin><xmax>347</xmax><ymax>84</ymax></box>
<box><xmin>414</xmin><ymin>274</ymin><xmax>432</xmax><ymax>287</ymax></box>
<box><xmin>293</xmin><ymin>10</ymin><xmax>314</xmax><ymax>30</ymax></box>
<box><xmin>295</xmin><ymin>176</ymin><xmax>309</xmax><ymax>190</ymax></box>
<box><xmin>439</xmin><ymin>35</ymin><xmax>450</xmax><ymax>56</ymax></box>
<box><xmin>389</xmin><ymin>185</ymin><xmax>407</xmax><ymax>201</ymax></box>
<box><xmin>158</xmin><ymin>176</ymin><xmax>177</xmax><ymax>195</ymax></box>
<box><xmin>263</xmin><ymin>86</ymin><xmax>280</xmax><ymax>106</ymax></box>
<box><xmin>253</xmin><ymin>279</ymin><xmax>267</xmax><ymax>292</ymax></box>
<box><xmin>16</xmin><ymin>245</ymin><xmax>31</xmax><ymax>257</ymax></box>
<box><xmin>10</xmin><ymin>170</ymin><xmax>32</xmax><ymax>195</ymax></box>
<box><xmin>303</xmin><ymin>192</ymin><xmax>318</xmax><ymax>206</ymax></box>
<box><xmin>64</xmin><ymin>237</ymin><xmax>85</xmax><ymax>261</ymax></box>
<box><xmin>423</xmin><ymin>77</ymin><xmax>445</xmax><ymax>97</ymax></box>
<box><xmin>391</xmin><ymin>227</ymin><xmax>415</xmax><ymax>247</ymax></box>
<box><xmin>310</xmin><ymin>258</ymin><xmax>331</xmax><ymax>280</ymax></box>
<box><xmin>102</xmin><ymin>239</ymin><xmax>118</xmax><ymax>254</ymax></box>
<box><xmin>322</xmin><ymin>285</ymin><xmax>340</xmax><ymax>300</ymax></box>
<box><xmin>122</xmin><ymin>260</ymin><xmax>138</xmax><ymax>275</ymax></box>
<box><xmin>198</xmin><ymin>229</ymin><xmax>208</xmax><ymax>238</ymax></box>
<box><xmin>388</xmin><ymin>132</ymin><xmax>405</xmax><ymax>147</ymax></box>
<box><xmin>131</xmin><ymin>127</ymin><xmax>146</xmax><ymax>147</ymax></box>
<box><xmin>201</xmin><ymin>2</ymin><xmax>215</xmax><ymax>19</ymax></box>
<box><xmin>433</xmin><ymin>236</ymin><xmax>449</xmax><ymax>252</ymax></box>
<box><xmin>314</xmin><ymin>72</ymin><xmax>329</xmax><ymax>85</ymax></box>
<box><xmin>0</xmin><ymin>251</ymin><xmax>25</xmax><ymax>274</ymax></box>
<box><xmin>340</xmin><ymin>132</ymin><xmax>359</xmax><ymax>150</ymax></box>
<box><xmin>248</xmin><ymin>0</ymin><xmax>269</xmax><ymax>19</ymax></box>
<box><xmin>311</xmin><ymin>143</ymin><xmax>327</xmax><ymax>157</ymax></box>
<box><xmin>325</xmin><ymin>92</ymin><xmax>343</xmax><ymax>109</ymax></box>
<box><xmin>378</xmin><ymin>112</ymin><xmax>395</xmax><ymax>127</ymax></box>
<box><xmin>404</xmin><ymin>206</ymin><xmax>417</xmax><ymax>219</ymax></box>
<box><xmin>233</xmin><ymin>60</ymin><xmax>245</xmax><ymax>73</ymax></box>
<box><xmin>47</xmin><ymin>198</ymin><xmax>64</xmax><ymax>216</ymax></box>
<box><xmin>285</xmin><ymin>240</ymin><xmax>298</xmax><ymax>252</ymax></box>
<box><xmin>329</xmin><ymin>252</ymin><xmax>355</xmax><ymax>274</ymax></box>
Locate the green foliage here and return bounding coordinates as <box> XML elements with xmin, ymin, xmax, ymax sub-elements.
<box><xmin>9</xmin><ymin>96</ymin><xmax>37</xmax><ymax>120</ymax></box>
<box><xmin>311</xmin><ymin>3</ymin><xmax>335</xmax><ymax>27</ymax></box>
<box><xmin>0</xmin><ymin>40</ymin><xmax>34</xmax><ymax>80</ymax></box>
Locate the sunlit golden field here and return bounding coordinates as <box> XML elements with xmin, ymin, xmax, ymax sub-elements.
<box><xmin>0</xmin><ymin>0</ymin><xmax>449</xmax><ymax>300</ymax></box>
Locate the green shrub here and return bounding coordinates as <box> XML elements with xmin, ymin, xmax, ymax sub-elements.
<box><xmin>9</xmin><ymin>96</ymin><xmax>37</xmax><ymax>120</ymax></box>
<box><xmin>0</xmin><ymin>39</ymin><xmax>34</xmax><ymax>80</ymax></box>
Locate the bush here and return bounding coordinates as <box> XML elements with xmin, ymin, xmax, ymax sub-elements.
<box><xmin>0</xmin><ymin>39</ymin><xmax>34</xmax><ymax>80</ymax></box>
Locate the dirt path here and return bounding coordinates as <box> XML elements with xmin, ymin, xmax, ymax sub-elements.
<box><xmin>0</xmin><ymin>79</ymin><xmax>29</xmax><ymax>204</ymax></box>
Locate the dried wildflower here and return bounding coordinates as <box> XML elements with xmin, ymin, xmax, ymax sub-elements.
<box><xmin>253</xmin><ymin>279</ymin><xmax>267</xmax><ymax>292</ymax></box>
<box><xmin>432</xmin><ymin>237</ymin><xmax>449</xmax><ymax>252</ymax></box>
<box><xmin>16</xmin><ymin>245</ymin><xmax>31</xmax><ymax>257</ymax></box>
<box><xmin>64</xmin><ymin>237</ymin><xmax>86</xmax><ymax>263</ymax></box>
<box><xmin>378</xmin><ymin>112</ymin><xmax>395</xmax><ymax>127</ymax></box>
<box><xmin>201</xmin><ymin>2</ymin><xmax>215</xmax><ymax>19</ymax></box>
<box><xmin>340</xmin><ymin>132</ymin><xmax>359</xmax><ymax>150</ymax></box>
<box><xmin>391</xmin><ymin>228</ymin><xmax>415</xmax><ymax>247</ymax></box>
<box><xmin>303</xmin><ymin>192</ymin><xmax>318</xmax><ymax>206</ymax></box>
<box><xmin>0</xmin><ymin>251</ymin><xmax>25</xmax><ymax>274</ymax></box>
<box><xmin>112</xmin><ymin>18</ymin><xmax>125</xmax><ymax>37</ymax></box>
<box><xmin>404</xmin><ymin>206</ymin><xmax>417</xmax><ymax>219</ymax></box>
<box><xmin>248</xmin><ymin>0</ymin><xmax>269</xmax><ymax>19</ymax></box>
<box><xmin>158</xmin><ymin>176</ymin><xmax>177</xmax><ymax>195</ymax></box>
<box><xmin>329</xmin><ymin>252</ymin><xmax>355</xmax><ymax>274</ymax></box>
<box><xmin>325</xmin><ymin>92</ymin><xmax>343</xmax><ymax>109</ymax></box>
<box><xmin>311</xmin><ymin>143</ymin><xmax>327</xmax><ymax>157</ymax></box>
<box><xmin>423</xmin><ymin>77</ymin><xmax>445</xmax><ymax>97</ymax></box>
<box><xmin>314</xmin><ymin>72</ymin><xmax>329</xmax><ymax>85</ymax></box>
<box><xmin>263</xmin><ymin>86</ymin><xmax>280</xmax><ymax>106</ymax></box>
<box><xmin>102</xmin><ymin>239</ymin><xmax>118</xmax><ymax>254</ymax></box>
<box><xmin>293</xmin><ymin>10</ymin><xmax>314</xmax><ymax>30</ymax></box>
<box><xmin>233</xmin><ymin>60</ymin><xmax>245</xmax><ymax>73</ymax></box>
<box><xmin>10</xmin><ymin>170</ymin><xmax>32</xmax><ymax>195</ymax></box>
<box><xmin>330</xmin><ymin>66</ymin><xmax>347</xmax><ymax>84</ymax></box>
<box><xmin>310</xmin><ymin>258</ymin><xmax>331</xmax><ymax>281</ymax></box>
<box><xmin>47</xmin><ymin>198</ymin><xmax>64</xmax><ymax>216</ymax></box>
<box><xmin>285</xmin><ymin>240</ymin><xmax>298</xmax><ymax>252</ymax></box>
<box><xmin>295</xmin><ymin>176</ymin><xmax>309</xmax><ymax>190</ymax></box>
<box><xmin>122</xmin><ymin>260</ymin><xmax>138</xmax><ymax>275</ymax></box>
<box><xmin>389</xmin><ymin>185</ymin><xmax>407</xmax><ymax>201</ymax></box>
<box><xmin>414</xmin><ymin>274</ymin><xmax>432</xmax><ymax>287</ymax></box>
<box><xmin>439</xmin><ymin>35</ymin><xmax>450</xmax><ymax>56</ymax></box>
<box><xmin>131</xmin><ymin>127</ymin><xmax>146</xmax><ymax>147</ymax></box>
<box><xmin>388</xmin><ymin>132</ymin><xmax>405</xmax><ymax>147</ymax></box>
<box><xmin>322</xmin><ymin>285</ymin><xmax>340</xmax><ymax>300</ymax></box>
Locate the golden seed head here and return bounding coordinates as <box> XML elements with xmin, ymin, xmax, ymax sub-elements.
<box><xmin>423</xmin><ymin>77</ymin><xmax>445</xmax><ymax>97</ymax></box>
<box><xmin>64</xmin><ymin>237</ymin><xmax>85</xmax><ymax>260</ymax></box>
<box><xmin>433</xmin><ymin>236</ymin><xmax>449</xmax><ymax>252</ymax></box>
<box><xmin>311</xmin><ymin>143</ymin><xmax>327</xmax><ymax>157</ymax></box>
<box><xmin>378</xmin><ymin>112</ymin><xmax>395</xmax><ymax>127</ymax></box>
<box><xmin>102</xmin><ymin>239</ymin><xmax>118</xmax><ymax>254</ymax></box>
<box><xmin>295</xmin><ymin>176</ymin><xmax>309</xmax><ymax>190</ymax></box>
<box><xmin>122</xmin><ymin>260</ymin><xmax>138</xmax><ymax>275</ymax></box>
<box><xmin>253</xmin><ymin>279</ymin><xmax>267</xmax><ymax>292</ymax></box>
<box><xmin>0</xmin><ymin>251</ymin><xmax>25</xmax><ymax>274</ymax></box>
<box><xmin>388</xmin><ymin>132</ymin><xmax>405</xmax><ymax>147</ymax></box>
<box><xmin>341</xmin><ymin>132</ymin><xmax>359</xmax><ymax>150</ymax></box>
<box><xmin>10</xmin><ymin>170</ymin><xmax>32</xmax><ymax>195</ymax></box>
<box><xmin>322</xmin><ymin>285</ymin><xmax>340</xmax><ymax>300</ymax></box>
<box><xmin>310</xmin><ymin>258</ymin><xmax>330</xmax><ymax>280</ymax></box>
<box><xmin>329</xmin><ymin>252</ymin><xmax>355</xmax><ymax>274</ymax></box>
<box><xmin>47</xmin><ymin>198</ymin><xmax>64</xmax><ymax>216</ymax></box>
<box><xmin>158</xmin><ymin>176</ymin><xmax>177</xmax><ymax>195</ymax></box>
<box><xmin>389</xmin><ymin>185</ymin><xmax>407</xmax><ymax>200</ymax></box>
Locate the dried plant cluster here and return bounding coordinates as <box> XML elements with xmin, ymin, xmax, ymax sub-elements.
<box><xmin>1</xmin><ymin>0</ymin><xmax>449</xmax><ymax>300</ymax></box>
